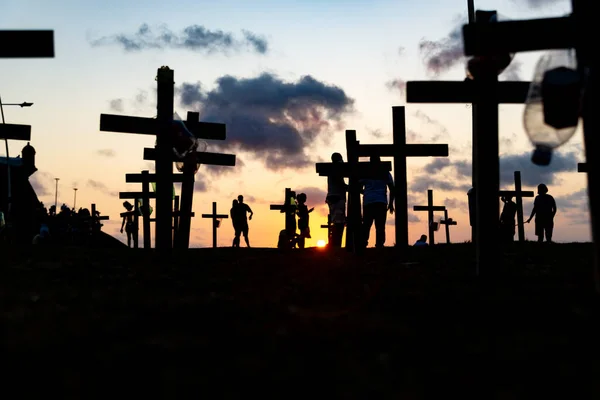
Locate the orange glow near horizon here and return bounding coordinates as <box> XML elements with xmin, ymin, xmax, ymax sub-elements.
<box><xmin>316</xmin><ymin>240</ymin><xmax>326</xmax><ymax>248</ymax></box>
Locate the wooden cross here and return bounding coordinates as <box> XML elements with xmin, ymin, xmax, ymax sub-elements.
<box><xmin>459</xmin><ymin>4</ymin><xmax>600</xmax><ymax>288</ymax></box>
<box><xmin>320</xmin><ymin>215</ymin><xmax>332</xmax><ymax>245</ymax></box>
<box><xmin>270</xmin><ymin>188</ymin><xmax>297</xmax><ymax>238</ymax></box>
<box><xmin>356</xmin><ymin>106</ymin><xmax>448</xmax><ymax>248</ymax></box>
<box><xmin>316</xmin><ymin>131</ymin><xmax>393</xmax><ymax>253</ymax></box>
<box><xmin>498</xmin><ymin>171</ymin><xmax>534</xmax><ymax>242</ymax></box>
<box><xmin>413</xmin><ymin>189</ymin><xmax>446</xmax><ymax>245</ymax></box>
<box><xmin>85</xmin><ymin>203</ymin><xmax>109</xmax><ymax>244</ymax></box>
<box><xmin>0</xmin><ymin>30</ymin><xmax>54</xmax><ymax>58</ymax></box>
<box><xmin>142</xmin><ymin>111</ymin><xmax>235</xmax><ymax>249</ymax></box>
<box><xmin>578</xmin><ymin>163</ymin><xmax>588</xmax><ymax>173</ymax></box>
<box><xmin>201</xmin><ymin>202</ymin><xmax>228</xmax><ymax>248</ymax></box>
<box><xmin>406</xmin><ymin>10</ymin><xmax>531</xmax><ymax>273</ymax></box>
<box><xmin>440</xmin><ymin>209</ymin><xmax>457</xmax><ymax>244</ymax></box>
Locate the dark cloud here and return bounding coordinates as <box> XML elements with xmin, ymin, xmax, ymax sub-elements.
<box><xmin>29</xmin><ymin>171</ymin><xmax>52</xmax><ymax>197</ymax></box>
<box><xmin>409</xmin><ymin>175</ymin><xmax>472</xmax><ymax>194</ymax></box>
<box><xmin>424</xmin><ymin>158</ymin><xmax>451</xmax><ymax>174</ymax></box>
<box><xmin>556</xmin><ymin>188</ymin><xmax>588</xmax><ymax>211</ymax></box>
<box><xmin>295</xmin><ymin>186</ymin><xmax>327</xmax><ymax>203</ymax></box>
<box><xmin>368</xmin><ymin>129</ymin><xmax>386</xmax><ymax>139</ymax></box>
<box><xmin>109</xmin><ymin>99</ymin><xmax>124</xmax><ymax>112</ymax></box>
<box><xmin>419</xmin><ymin>18</ymin><xmax>465</xmax><ymax>76</ymax></box>
<box><xmin>97</xmin><ymin>148</ymin><xmax>116</xmax><ymax>158</ymax></box>
<box><xmin>194</xmin><ymin>173</ymin><xmax>208</xmax><ymax>193</ymax></box>
<box><xmin>385</xmin><ymin>78</ymin><xmax>406</xmax><ymax>94</ymax></box>
<box><xmin>178</xmin><ymin>73</ymin><xmax>354</xmax><ymax>171</ymax></box>
<box><xmin>89</xmin><ymin>23</ymin><xmax>268</xmax><ymax>55</ymax></box>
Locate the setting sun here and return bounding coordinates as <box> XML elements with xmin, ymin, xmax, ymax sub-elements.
<box><xmin>316</xmin><ymin>240</ymin><xmax>326</xmax><ymax>248</ymax></box>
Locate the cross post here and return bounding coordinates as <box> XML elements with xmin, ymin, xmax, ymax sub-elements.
<box><xmin>356</xmin><ymin>106</ymin><xmax>448</xmax><ymax>247</ymax></box>
<box><xmin>89</xmin><ymin>203</ymin><xmax>109</xmax><ymax>244</ymax></box>
<box><xmin>413</xmin><ymin>189</ymin><xmax>446</xmax><ymax>245</ymax></box>
<box><xmin>498</xmin><ymin>171</ymin><xmax>534</xmax><ymax>242</ymax></box>
<box><xmin>320</xmin><ymin>215</ymin><xmax>332</xmax><ymax>245</ymax></box>
<box><xmin>440</xmin><ymin>209</ymin><xmax>457</xmax><ymax>244</ymax></box>
<box><xmin>270</xmin><ymin>188</ymin><xmax>297</xmax><ymax>239</ymax></box>
<box><xmin>201</xmin><ymin>201</ymin><xmax>228</xmax><ymax>248</ymax></box>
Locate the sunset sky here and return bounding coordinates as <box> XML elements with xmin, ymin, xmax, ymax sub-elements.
<box><xmin>2</xmin><ymin>0</ymin><xmax>589</xmax><ymax>247</ymax></box>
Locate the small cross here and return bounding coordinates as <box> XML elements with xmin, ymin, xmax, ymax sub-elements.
<box><xmin>497</xmin><ymin>171</ymin><xmax>534</xmax><ymax>242</ymax></box>
<box><xmin>270</xmin><ymin>188</ymin><xmax>298</xmax><ymax>240</ymax></box>
<box><xmin>201</xmin><ymin>202</ymin><xmax>229</xmax><ymax>248</ymax></box>
<box><xmin>439</xmin><ymin>209</ymin><xmax>458</xmax><ymax>244</ymax></box>
<box><xmin>413</xmin><ymin>189</ymin><xmax>446</xmax><ymax>245</ymax></box>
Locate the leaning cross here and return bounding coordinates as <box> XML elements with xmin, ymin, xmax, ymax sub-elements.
<box><xmin>142</xmin><ymin>111</ymin><xmax>236</xmax><ymax>249</ymax></box>
<box><xmin>201</xmin><ymin>201</ymin><xmax>228</xmax><ymax>248</ymax></box>
<box><xmin>440</xmin><ymin>209</ymin><xmax>458</xmax><ymax>244</ymax></box>
<box><xmin>316</xmin><ymin>130</ymin><xmax>392</xmax><ymax>253</ymax></box>
<box><xmin>413</xmin><ymin>189</ymin><xmax>446</xmax><ymax>245</ymax></box>
<box><xmin>356</xmin><ymin>106</ymin><xmax>448</xmax><ymax>248</ymax></box>
<box><xmin>498</xmin><ymin>171</ymin><xmax>534</xmax><ymax>242</ymax></box>
<box><xmin>270</xmin><ymin>188</ymin><xmax>298</xmax><ymax>238</ymax></box>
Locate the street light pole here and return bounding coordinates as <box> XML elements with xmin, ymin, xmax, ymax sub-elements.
<box><xmin>54</xmin><ymin>178</ymin><xmax>59</xmax><ymax>212</ymax></box>
<box><xmin>73</xmin><ymin>187</ymin><xmax>78</xmax><ymax>210</ymax></box>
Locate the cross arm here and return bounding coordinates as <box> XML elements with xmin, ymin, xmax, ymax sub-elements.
<box><xmin>143</xmin><ymin>148</ymin><xmax>236</xmax><ymax>166</ymax></box>
<box><xmin>100</xmin><ymin>114</ymin><xmax>226</xmax><ymax>140</ymax></box>
<box><xmin>126</xmin><ymin>173</ymin><xmax>187</xmax><ymax>183</ymax></box>
<box><xmin>441</xmin><ymin>219</ymin><xmax>457</xmax><ymax>225</ymax></box>
<box><xmin>413</xmin><ymin>205</ymin><xmax>446</xmax><ymax>211</ymax></box>
<box><xmin>498</xmin><ymin>190</ymin><xmax>534</xmax><ymax>197</ymax></box>
<box><xmin>0</xmin><ymin>124</ymin><xmax>31</xmax><ymax>141</ymax></box>
<box><xmin>315</xmin><ymin>161</ymin><xmax>392</xmax><ymax>178</ymax></box>
<box><xmin>578</xmin><ymin>163</ymin><xmax>588</xmax><ymax>173</ymax></box>
<box><xmin>462</xmin><ymin>16</ymin><xmax>575</xmax><ymax>56</ymax></box>
<box><xmin>406</xmin><ymin>81</ymin><xmax>530</xmax><ymax>104</ymax></box>
<box><xmin>119</xmin><ymin>192</ymin><xmax>157</xmax><ymax>199</ymax></box>
<box><xmin>0</xmin><ymin>30</ymin><xmax>54</xmax><ymax>57</ymax></box>
<box><xmin>357</xmin><ymin>144</ymin><xmax>448</xmax><ymax>157</ymax></box>
<box><xmin>201</xmin><ymin>214</ymin><xmax>229</xmax><ymax>218</ymax></box>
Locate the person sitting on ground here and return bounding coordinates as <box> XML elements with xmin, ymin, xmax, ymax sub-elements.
<box><xmin>414</xmin><ymin>234</ymin><xmax>428</xmax><ymax>247</ymax></box>
<box><xmin>295</xmin><ymin>193</ymin><xmax>314</xmax><ymax>249</ymax></box>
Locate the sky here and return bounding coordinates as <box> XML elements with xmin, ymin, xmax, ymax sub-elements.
<box><xmin>1</xmin><ymin>0</ymin><xmax>589</xmax><ymax>247</ymax></box>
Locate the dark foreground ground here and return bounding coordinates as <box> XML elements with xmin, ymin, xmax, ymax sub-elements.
<box><xmin>2</xmin><ymin>242</ymin><xmax>600</xmax><ymax>398</ymax></box>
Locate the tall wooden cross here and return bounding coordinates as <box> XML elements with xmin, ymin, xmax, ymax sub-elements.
<box><xmin>578</xmin><ymin>163</ymin><xmax>588</xmax><ymax>173</ymax></box>
<box><xmin>460</xmin><ymin>2</ymin><xmax>600</xmax><ymax>288</ymax></box>
<box><xmin>440</xmin><ymin>209</ymin><xmax>457</xmax><ymax>244</ymax></box>
<box><xmin>100</xmin><ymin>67</ymin><xmax>232</xmax><ymax>251</ymax></box>
<box><xmin>0</xmin><ymin>30</ymin><xmax>54</xmax><ymax>58</ymax></box>
<box><xmin>413</xmin><ymin>189</ymin><xmax>446</xmax><ymax>245</ymax></box>
<box><xmin>270</xmin><ymin>188</ymin><xmax>297</xmax><ymax>238</ymax></box>
<box><xmin>498</xmin><ymin>171</ymin><xmax>534</xmax><ymax>242</ymax></box>
<box><xmin>406</xmin><ymin>11</ymin><xmax>531</xmax><ymax>273</ymax></box>
<box><xmin>316</xmin><ymin>131</ymin><xmax>393</xmax><ymax>253</ymax></box>
<box><xmin>356</xmin><ymin>106</ymin><xmax>449</xmax><ymax>248</ymax></box>
<box><xmin>201</xmin><ymin>202</ymin><xmax>228</xmax><ymax>248</ymax></box>
<box><xmin>142</xmin><ymin>111</ymin><xmax>235</xmax><ymax>249</ymax></box>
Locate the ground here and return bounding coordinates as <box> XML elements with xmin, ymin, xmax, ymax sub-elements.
<box><xmin>2</xmin><ymin>243</ymin><xmax>599</xmax><ymax>398</ymax></box>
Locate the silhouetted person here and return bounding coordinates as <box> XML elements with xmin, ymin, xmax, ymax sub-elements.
<box><xmin>526</xmin><ymin>183</ymin><xmax>557</xmax><ymax>243</ymax></box>
<box><xmin>360</xmin><ymin>155</ymin><xmax>395</xmax><ymax>248</ymax></box>
<box><xmin>234</xmin><ymin>195</ymin><xmax>253</xmax><ymax>247</ymax></box>
<box><xmin>295</xmin><ymin>193</ymin><xmax>314</xmax><ymax>249</ymax></box>
<box><xmin>499</xmin><ymin>196</ymin><xmax>518</xmax><ymax>243</ymax></box>
<box><xmin>230</xmin><ymin>199</ymin><xmax>240</xmax><ymax>247</ymax></box>
<box><xmin>326</xmin><ymin>152</ymin><xmax>348</xmax><ymax>248</ymax></box>
<box><xmin>284</xmin><ymin>191</ymin><xmax>298</xmax><ymax>246</ymax></box>
<box><xmin>414</xmin><ymin>234</ymin><xmax>428</xmax><ymax>246</ymax></box>
<box><xmin>120</xmin><ymin>201</ymin><xmax>137</xmax><ymax>248</ymax></box>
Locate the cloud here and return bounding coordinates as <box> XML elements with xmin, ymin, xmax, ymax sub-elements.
<box><xmin>424</xmin><ymin>158</ymin><xmax>451</xmax><ymax>174</ymax></box>
<box><xmin>194</xmin><ymin>173</ymin><xmax>208</xmax><ymax>193</ymax></box>
<box><xmin>109</xmin><ymin>99</ymin><xmax>124</xmax><ymax>112</ymax></box>
<box><xmin>89</xmin><ymin>23</ymin><xmax>268</xmax><ymax>55</ymax></box>
<box><xmin>178</xmin><ymin>73</ymin><xmax>354</xmax><ymax>171</ymax></box>
<box><xmin>556</xmin><ymin>188</ymin><xmax>588</xmax><ymax>211</ymax></box>
<box><xmin>408</xmin><ymin>213</ymin><xmax>421</xmax><ymax>223</ymax></box>
<box><xmin>96</xmin><ymin>148</ymin><xmax>116</xmax><ymax>158</ymax></box>
<box><xmin>499</xmin><ymin>59</ymin><xmax>523</xmax><ymax>81</ymax></box>
<box><xmin>385</xmin><ymin>78</ymin><xmax>406</xmax><ymax>94</ymax></box>
<box><xmin>397</xmin><ymin>47</ymin><xmax>405</xmax><ymax>57</ymax></box>
<box><xmin>295</xmin><ymin>186</ymin><xmax>327</xmax><ymax>204</ymax></box>
<box><xmin>444</xmin><ymin>197</ymin><xmax>468</xmax><ymax>212</ymax></box>
<box><xmin>419</xmin><ymin>17</ymin><xmax>465</xmax><ymax>76</ymax></box>
<box><xmin>409</xmin><ymin>175</ymin><xmax>472</xmax><ymax>194</ymax></box>
<box><xmin>412</xmin><ymin>110</ymin><xmax>450</xmax><ymax>140</ymax></box>
<box><xmin>29</xmin><ymin>171</ymin><xmax>53</xmax><ymax>197</ymax></box>
<box><xmin>87</xmin><ymin>179</ymin><xmax>110</xmax><ymax>191</ymax></box>
<box><xmin>200</xmin><ymin>158</ymin><xmax>244</xmax><ymax>177</ymax></box>
<box><xmin>517</xmin><ymin>0</ymin><xmax>566</xmax><ymax>8</ymax></box>
<box><xmin>368</xmin><ymin>128</ymin><xmax>386</xmax><ymax>139</ymax></box>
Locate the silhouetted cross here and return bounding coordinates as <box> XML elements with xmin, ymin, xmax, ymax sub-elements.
<box><xmin>498</xmin><ymin>171</ymin><xmax>533</xmax><ymax>242</ymax></box>
<box><xmin>413</xmin><ymin>189</ymin><xmax>446</xmax><ymax>245</ymax></box>
<box><xmin>270</xmin><ymin>188</ymin><xmax>298</xmax><ymax>237</ymax></box>
<box><xmin>202</xmin><ymin>202</ymin><xmax>228</xmax><ymax>248</ymax></box>
<box><xmin>440</xmin><ymin>209</ymin><xmax>458</xmax><ymax>244</ymax></box>
<box><xmin>356</xmin><ymin>106</ymin><xmax>448</xmax><ymax>248</ymax></box>
<box><xmin>320</xmin><ymin>215</ymin><xmax>332</xmax><ymax>245</ymax></box>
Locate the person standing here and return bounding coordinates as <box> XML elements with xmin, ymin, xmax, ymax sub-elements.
<box><xmin>326</xmin><ymin>152</ymin><xmax>348</xmax><ymax>248</ymax></box>
<box><xmin>526</xmin><ymin>184</ymin><xmax>557</xmax><ymax>243</ymax></box>
<box><xmin>499</xmin><ymin>196</ymin><xmax>518</xmax><ymax>243</ymax></box>
<box><xmin>230</xmin><ymin>199</ymin><xmax>240</xmax><ymax>247</ymax></box>
<box><xmin>360</xmin><ymin>155</ymin><xmax>395</xmax><ymax>248</ymax></box>
<box><xmin>234</xmin><ymin>195</ymin><xmax>253</xmax><ymax>247</ymax></box>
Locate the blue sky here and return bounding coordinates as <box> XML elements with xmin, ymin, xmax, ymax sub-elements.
<box><xmin>2</xmin><ymin>0</ymin><xmax>588</xmax><ymax>247</ymax></box>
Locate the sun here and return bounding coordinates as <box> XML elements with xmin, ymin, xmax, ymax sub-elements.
<box><xmin>316</xmin><ymin>240</ymin><xmax>326</xmax><ymax>248</ymax></box>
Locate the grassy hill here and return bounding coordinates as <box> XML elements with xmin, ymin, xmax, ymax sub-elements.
<box><xmin>1</xmin><ymin>243</ymin><xmax>599</xmax><ymax>398</ymax></box>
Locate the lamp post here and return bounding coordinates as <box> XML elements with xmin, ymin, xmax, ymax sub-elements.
<box><xmin>73</xmin><ymin>187</ymin><xmax>78</xmax><ymax>210</ymax></box>
<box><xmin>54</xmin><ymin>178</ymin><xmax>59</xmax><ymax>212</ymax></box>
<box><xmin>0</xmin><ymin>97</ymin><xmax>33</xmax><ymax>221</ymax></box>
